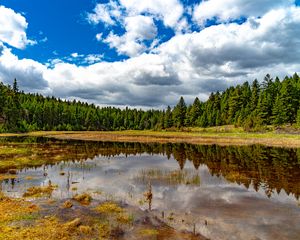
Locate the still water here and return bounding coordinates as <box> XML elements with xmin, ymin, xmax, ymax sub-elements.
<box><xmin>1</xmin><ymin>138</ymin><xmax>300</xmax><ymax>240</ymax></box>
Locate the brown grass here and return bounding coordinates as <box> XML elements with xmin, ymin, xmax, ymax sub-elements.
<box><xmin>2</xmin><ymin>129</ymin><xmax>300</xmax><ymax>148</ymax></box>
<box><xmin>47</xmin><ymin>131</ymin><xmax>300</xmax><ymax>148</ymax></box>
<box><xmin>72</xmin><ymin>193</ymin><xmax>92</xmax><ymax>205</ymax></box>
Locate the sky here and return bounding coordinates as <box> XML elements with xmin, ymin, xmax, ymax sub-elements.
<box><xmin>0</xmin><ymin>0</ymin><xmax>300</xmax><ymax>108</ymax></box>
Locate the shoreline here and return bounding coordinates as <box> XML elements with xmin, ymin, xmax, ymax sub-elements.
<box><xmin>1</xmin><ymin>130</ymin><xmax>300</xmax><ymax>148</ymax></box>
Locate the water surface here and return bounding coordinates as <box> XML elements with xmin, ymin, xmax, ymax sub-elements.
<box><xmin>1</xmin><ymin>138</ymin><xmax>299</xmax><ymax>240</ymax></box>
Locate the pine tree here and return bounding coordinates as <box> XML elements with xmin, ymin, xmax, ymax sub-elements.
<box><xmin>273</xmin><ymin>79</ymin><xmax>297</xmax><ymax>124</ymax></box>
<box><xmin>189</xmin><ymin>97</ymin><xmax>203</xmax><ymax>125</ymax></box>
<box><xmin>164</xmin><ymin>106</ymin><xmax>173</xmax><ymax>128</ymax></box>
<box><xmin>297</xmin><ymin>108</ymin><xmax>300</xmax><ymax>127</ymax></box>
<box><xmin>250</xmin><ymin>79</ymin><xmax>260</xmax><ymax>111</ymax></box>
<box><xmin>173</xmin><ymin>97</ymin><xmax>187</xmax><ymax>128</ymax></box>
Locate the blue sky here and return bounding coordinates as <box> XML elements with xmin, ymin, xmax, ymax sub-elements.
<box><xmin>1</xmin><ymin>0</ymin><xmax>115</xmax><ymax>63</ymax></box>
<box><xmin>1</xmin><ymin>0</ymin><xmax>200</xmax><ymax>64</ymax></box>
<box><xmin>0</xmin><ymin>0</ymin><xmax>300</xmax><ymax>107</ymax></box>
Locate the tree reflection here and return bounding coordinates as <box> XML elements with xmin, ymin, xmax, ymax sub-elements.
<box><xmin>1</xmin><ymin>137</ymin><xmax>300</xmax><ymax>199</ymax></box>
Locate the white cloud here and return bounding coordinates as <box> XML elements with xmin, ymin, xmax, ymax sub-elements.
<box><xmin>88</xmin><ymin>0</ymin><xmax>184</xmax><ymax>56</ymax></box>
<box><xmin>193</xmin><ymin>0</ymin><xmax>295</xmax><ymax>25</ymax></box>
<box><xmin>119</xmin><ymin>0</ymin><xmax>184</xmax><ymax>28</ymax></box>
<box><xmin>83</xmin><ymin>54</ymin><xmax>103</xmax><ymax>64</ymax></box>
<box><xmin>1</xmin><ymin>4</ymin><xmax>300</xmax><ymax>107</ymax></box>
<box><xmin>0</xmin><ymin>46</ymin><xmax>48</xmax><ymax>91</ymax></box>
<box><xmin>87</xmin><ymin>0</ymin><xmax>122</xmax><ymax>26</ymax></box>
<box><xmin>71</xmin><ymin>52</ymin><xmax>79</xmax><ymax>58</ymax></box>
<box><xmin>125</xmin><ymin>15</ymin><xmax>157</xmax><ymax>40</ymax></box>
<box><xmin>0</xmin><ymin>5</ymin><xmax>36</xmax><ymax>49</ymax></box>
<box><xmin>95</xmin><ymin>33</ymin><xmax>103</xmax><ymax>41</ymax></box>
<box><xmin>104</xmin><ymin>15</ymin><xmax>157</xmax><ymax>57</ymax></box>
<box><xmin>104</xmin><ymin>33</ymin><xmax>145</xmax><ymax>57</ymax></box>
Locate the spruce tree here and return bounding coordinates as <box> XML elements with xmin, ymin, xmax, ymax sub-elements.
<box><xmin>173</xmin><ymin>97</ymin><xmax>187</xmax><ymax>128</ymax></box>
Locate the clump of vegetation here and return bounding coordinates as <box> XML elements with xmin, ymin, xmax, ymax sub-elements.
<box><xmin>63</xmin><ymin>218</ymin><xmax>81</xmax><ymax>230</ymax></box>
<box><xmin>0</xmin><ymin>174</ymin><xmax>17</xmax><ymax>181</ymax></box>
<box><xmin>0</xmin><ymin>191</ymin><xmax>8</xmax><ymax>201</ymax></box>
<box><xmin>116</xmin><ymin>214</ymin><xmax>134</xmax><ymax>225</ymax></box>
<box><xmin>72</xmin><ymin>193</ymin><xmax>92</xmax><ymax>205</ymax></box>
<box><xmin>62</xmin><ymin>200</ymin><xmax>73</xmax><ymax>209</ymax></box>
<box><xmin>79</xmin><ymin>225</ymin><xmax>93</xmax><ymax>234</ymax></box>
<box><xmin>143</xmin><ymin>182</ymin><xmax>153</xmax><ymax>211</ymax></box>
<box><xmin>96</xmin><ymin>202</ymin><xmax>123</xmax><ymax>214</ymax></box>
<box><xmin>23</xmin><ymin>184</ymin><xmax>56</xmax><ymax>198</ymax></box>
<box><xmin>225</xmin><ymin>172</ymin><xmax>249</xmax><ymax>182</ymax></box>
<box><xmin>136</xmin><ymin>169</ymin><xmax>200</xmax><ymax>186</ymax></box>
<box><xmin>139</xmin><ymin>228</ymin><xmax>159</xmax><ymax>236</ymax></box>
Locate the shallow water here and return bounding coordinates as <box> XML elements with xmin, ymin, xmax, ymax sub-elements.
<box><xmin>1</xmin><ymin>138</ymin><xmax>300</xmax><ymax>240</ymax></box>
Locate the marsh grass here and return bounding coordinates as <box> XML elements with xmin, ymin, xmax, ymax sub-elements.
<box><xmin>135</xmin><ymin>169</ymin><xmax>200</xmax><ymax>186</ymax></box>
<box><xmin>23</xmin><ymin>184</ymin><xmax>57</xmax><ymax>198</ymax></box>
<box><xmin>72</xmin><ymin>193</ymin><xmax>92</xmax><ymax>205</ymax></box>
<box><xmin>139</xmin><ymin>228</ymin><xmax>159</xmax><ymax>236</ymax></box>
<box><xmin>1</xmin><ymin>127</ymin><xmax>298</xmax><ymax>147</ymax></box>
<box><xmin>0</xmin><ymin>174</ymin><xmax>17</xmax><ymax>181</ymax></box>
<box><xmin>96</xmin><ymin>202</ymin><xmax>123</xmax><ymax>214</ymax></box>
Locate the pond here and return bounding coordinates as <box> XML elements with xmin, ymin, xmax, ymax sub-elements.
<box><xmin>0</xmin><ymin>137</ymin><xmax>300</xmax><ymax>240</ymax></box>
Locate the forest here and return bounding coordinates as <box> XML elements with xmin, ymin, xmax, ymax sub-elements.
<box><xmin>0</xmin><ymin>73</ymin><xmax>300</xmax><ymax>132</ymax></box>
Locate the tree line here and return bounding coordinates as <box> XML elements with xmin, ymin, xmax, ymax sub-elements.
<box><xmin>0</xmin><ymin>73</ymin><xmax>300</xmax><ymax>132</ymax></box>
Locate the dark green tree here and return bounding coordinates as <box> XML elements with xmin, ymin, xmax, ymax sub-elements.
<box><xmin>173</xmin><ymin>97</ymin><xmax>187</xmax><ymax>128</ymax></box>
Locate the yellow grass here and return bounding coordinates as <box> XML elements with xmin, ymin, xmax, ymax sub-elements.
<box><xmin>1</xmin><ymin>128</ymin><xmax>298</xmax><ymax>147</ymax></box>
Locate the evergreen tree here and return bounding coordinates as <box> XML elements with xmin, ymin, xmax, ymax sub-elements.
<box><xmin>297</xmin><ymin>108</ymin><xmax>300</xmax><ymax>127</ymax></box>
<box><xmin>1</xmin><ymin>73</ymin><xmax>300</xmax><ymax>133</ymax></box>
<box><xmin>173</xmin><ymin>97</ymin><xmax>187</xmax><ymax>128</ymax></box>
<box><xmin>191</xmin><ymin>97</ymin><xmax>202</xmax><ymax>123</ymax></box>
<box><xmin>250</xmin><ymin>79</ymin><xmax>260</xmax><ymax>111</ymax></box>
<box><xmin>164</xmin><ymin>106</ymin><xmax>173</xmax><ymax>128</ymax></box>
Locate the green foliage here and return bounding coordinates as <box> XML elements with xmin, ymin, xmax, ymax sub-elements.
<box><xmin>172</xmin><ymin>97</ymin><xmax>187</xmax><ymax>128</ymax></box>
<box><xmin>0</xmin><ymin>74</ymin><xmax>300</xmax><ymax>132</ymax></box>
<box><xmin>297</xmin><ymin>108</ymin><xmax>300</xmax><ymax>127</ymax></box>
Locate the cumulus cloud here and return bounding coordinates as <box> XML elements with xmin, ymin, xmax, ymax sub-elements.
<box><xmin>0</xmin><ymin>46</ymin><xmax>48</xmax><ymax>91</ymax></box>
<box><xmin>89</xmin><ymin>0</ymin><xmax>184</xmax><ymax>56</ymax></box>
<box><xmin>118</xmin><ymin>0</ymin><xmax>184</xmax><ymax>28</ymax></box>
<box><xmin>1</xmin><ymin>3</ymin><xmax>300</xmax><ymax>108</ymax></box>
<box><xmin>104</xmin><ymin>15</ymin><xmax>157</xmax><ymax>56</ymax></box>
<box><xmin>87</xmin><ymin>0</ymin><xmax>122</xmax><ymax>26</ymax></box>
<box><xmin>0</xmin><ymin>5</ymin><xmax>36</xmax><ymax>49</ymax></box>
<box><xmin>193</xmin><ymin>0</ymin><xmax>295</xmax><ymax>25</ymax></box>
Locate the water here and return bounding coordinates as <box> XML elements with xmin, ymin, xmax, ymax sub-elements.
<box><xmin>0</xmin><ymin>138</ymin><xmax>300</xmax><ymax>240</ymax></box>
